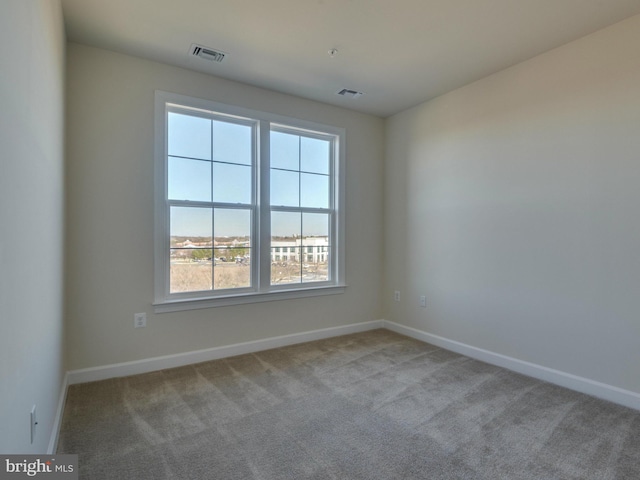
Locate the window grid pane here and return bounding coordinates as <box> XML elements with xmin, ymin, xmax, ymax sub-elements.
<box><xmin>214</xmin><ymin>248</ymin><xmax>251</xmax><ymax>290</ymax></box>
<box><xmin>271</xmin><ymin>247</ymin><xmax>302</xmax><ymax>285</ymax></box>
<box><xmin>170</xmin><ymin>248</ymin><xmax>213</xmax><ymax>293</ymax></box>
<box><xmin>168</xmin><ymin>157</ymin><xmax>212</xmax><ymax>202</ymax></box>
<box><xmin>300</xmin><ymin>136</ymin><xmax>330</xmax><ymax>174</ymax></box>
<box><xmin>300</xmin><ymin>173</ymin><xmax>329</xmax><ymax>208</ymax></box>
<box><xmin>212</xmin><ymin>120</ymin><xmax>252</xmax><ymax>165</ymax></box>
<box><xmin>212</xmin><ymin>162</ymin><xmax>252</xmax><ymax>204</ymax></box>
<box><xmin>212</xmin><ymin>208</ymin><xmax>252</xmax><ymax>290</ymax></box>
<box><xmin>168</xmin><ymin>112</ymin><xmax>211</xmax><ymax>160</ymax></box>
<box><xmin>270</xmin><ymin>169</ymin><xmax>299</xmax><ymax>207</ymax></box>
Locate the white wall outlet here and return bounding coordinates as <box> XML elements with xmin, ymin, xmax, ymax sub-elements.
<box><xmin>394</xmin><ymin>290</ymin><xmax>400</xmax><ymax>302</ymax></box>
<box><xmin>30</xmin><ymin>405</ymin><xmax>37</xmax><ymax>444</ymax></box>
<box><xmin>134</xmin><ymin>312</ymin><xmax>147</xmax><ymax>328</ymax></box>
<box><xmin>420</xmin><ymin>295</ymin><xmax>427</xmax><ymax>308</ymax></box>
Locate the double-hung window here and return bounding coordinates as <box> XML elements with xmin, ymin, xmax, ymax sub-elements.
<box><xmin>154</xmin><ymin>91</ymin><xmax>345</xmax><ymax>312</ymax></box>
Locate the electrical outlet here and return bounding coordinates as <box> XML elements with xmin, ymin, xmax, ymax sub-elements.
<box><xmin>394</xmin><ymin>290</ymin><xmax>400</xmax><ymax>302</ymax></box>
<box><xmin>30</xmin><ymin>405</ymin><xmax>37</xmax><ymax>444</ymax></box>
<box><xmin>134</xmin><ymin>312</ymin><xmax>147</xmax><ymax>328</ymax></box>
<box><xmin>420</xmin><ymin>295</ymin><xmax>427</xmax><ymax>308</ymax></box>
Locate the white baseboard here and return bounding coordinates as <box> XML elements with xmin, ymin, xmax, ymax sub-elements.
<box><xmin>48</xmin><ymin>372</ymin><xmax>68</xmax><ymax>454</ymax></box>
<box><xmin>383</xmin><ymin>320</ymin><xmax>640</xmax><ymax>411</ymax></box>
<box><xmin>67</xmin><ymin>320</ymin><xmax>384</xmax><ymax>385</ymax></box>
<box><xmin>63</xmin><ymin>318</ymin><xmax>639</xmax><ymax>413</ymax></box>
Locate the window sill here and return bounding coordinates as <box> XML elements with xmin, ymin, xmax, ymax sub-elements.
<box><xmin>153</xmin><ymin>284</ymin><xmax>346</xmax><ymax>313</ymax></box>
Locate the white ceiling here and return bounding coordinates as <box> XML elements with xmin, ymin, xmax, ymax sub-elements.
<box><xmin>60</xmin><ymin>0</ymin><xmax>640</xmax><ymax>117</ymax></box>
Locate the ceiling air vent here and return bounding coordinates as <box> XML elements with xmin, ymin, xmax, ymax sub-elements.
<box><xmin>190</xmin><ymin>44</ymin><xmax>227</xmax><ymax>63</ymax></box>
<box><xmin>336</xmin><ymin>88</ymin><xmax>364</xmax><ymax>99</ymax></box>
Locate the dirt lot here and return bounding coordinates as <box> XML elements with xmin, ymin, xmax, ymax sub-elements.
<box><xmin>170</xmin><ymin>260</ymin><xmax>328</xmax><ymax>292</ymax></box>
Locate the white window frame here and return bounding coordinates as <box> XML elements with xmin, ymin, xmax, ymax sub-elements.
<box><xmin>153</xmin><ymin>91</ymin><xmax>346</xmax><ymax>313</ymax></box>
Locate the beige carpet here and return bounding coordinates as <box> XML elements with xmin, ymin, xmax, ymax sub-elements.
<box><xmin>58</xmin><ymin>329</ymin><xmax>640</xmax><ymax>479</ymax></box>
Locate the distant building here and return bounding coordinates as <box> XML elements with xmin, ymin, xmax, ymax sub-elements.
<box><xmin>271</xmin><ymin>237</ymin><xmax>329</xmax><ymax>263</ymax></box>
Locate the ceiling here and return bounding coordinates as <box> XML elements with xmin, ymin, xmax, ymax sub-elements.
<box><xmin>60</xmin><ymin>0</ymin><xmax>640</xmax><ymax>117</ymax></box>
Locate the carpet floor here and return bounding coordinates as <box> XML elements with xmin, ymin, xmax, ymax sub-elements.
<box><xmin>57</xmin><ymin>329</ymin><xmax>640</xmax><ymax>479</ymax></box>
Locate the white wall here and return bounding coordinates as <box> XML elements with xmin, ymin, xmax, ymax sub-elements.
<box><xmin>384</xmin><ymin>14</ymin><xmax>640</xmax><ymax>394</ymax></box>
<box><xmin>65</xmin><ymin>44</ymin><xmax>384</xmax><ymax>370</ymax></box>
<box><xmin>0</xmin><ymin>0</ymin><xmax>66</xmax><ymax>453</ymax></box>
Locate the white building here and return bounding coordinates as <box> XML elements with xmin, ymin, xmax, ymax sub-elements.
<box><xmin>271</xmin><ymin>237</ymin><xmax>329</xmax><ymax>264</ymax></box>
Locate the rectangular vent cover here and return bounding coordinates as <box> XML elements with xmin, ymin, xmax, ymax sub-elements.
<box><xmin>336</xmin><ymin>88</ymin><xmax>364</xmax><ymax>99</ymax></box>
<box><xmin>190</xmin><ymin>44</ymin><xmax>227</xmax><ymax>63</ymax></box>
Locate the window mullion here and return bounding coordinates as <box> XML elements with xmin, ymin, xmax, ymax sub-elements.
<box><xmin>258</xmin><ymin>120</ymin><xmax>271</xmax><ymax>291</ymax></box>
<box><xmin>298</xmin><ymin>137</ymin><xmax>303</xmax><ymax>282</ymax></box>
<box><xmin>211</xmin><ymin>119</ymin><xmax>215</xmax><ymax>291</ymax></box>
<box><xmin>333</xmin><ymin>135</ymin><xmax>345</xmax><ymax>284</ymax></box>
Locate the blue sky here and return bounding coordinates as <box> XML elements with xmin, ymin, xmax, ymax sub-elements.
<box><xmin>168</xmin><ymin>112</ymin><xmax>330</xmax><ymax>238</ymax></box>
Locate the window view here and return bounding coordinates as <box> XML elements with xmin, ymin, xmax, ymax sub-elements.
<box><xmin>270</xmin><ymin>129</ymin><xmax>332</xmax><ymax>285</ymax></box>
<box><xmin>155</xmin><ymin>92</ymin><xmax>345</xmax><ymax>309</ymax></box>
<box><xmin>167</xmin><ymin>112</ymin><xmax>254</xmax><ymax>293</ymax></box>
